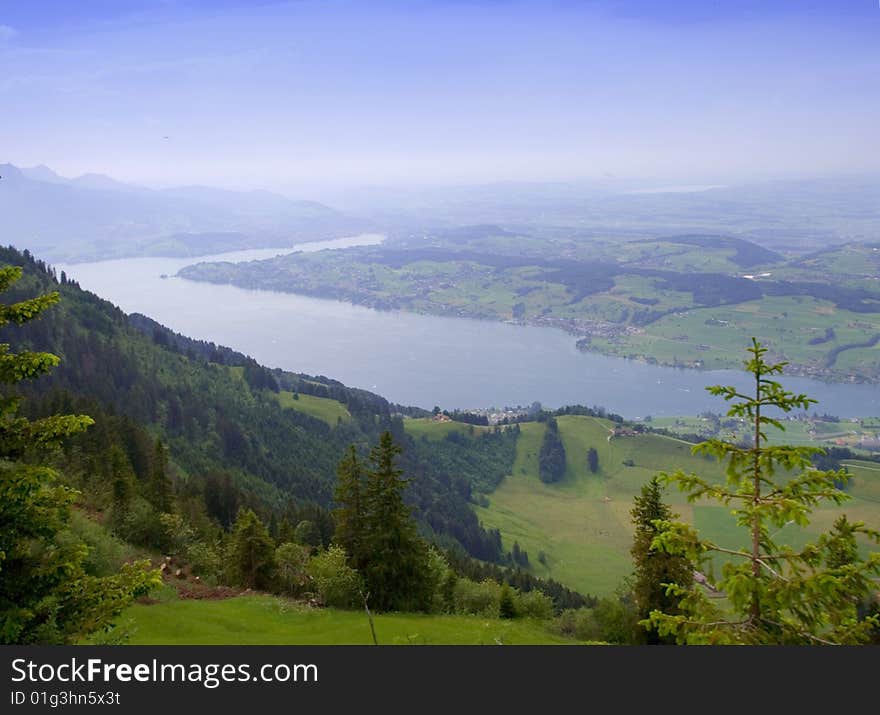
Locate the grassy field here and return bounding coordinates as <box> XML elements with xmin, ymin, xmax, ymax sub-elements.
<box><xmin>645</xmin><ymin>414</ymin><xmax>880</xmax><ymax>451</ymax></box>
<box><xmin>276</xmin><ymin>390</ymin><xmax>351</xmax><ymax>426</ymax></box>
<box><xmin>123</xmin><ymin>594</ymin><xmax>578</xmax><ymax>645</ymax></box>
<box><xmin>469</xmin><ymin>415</ymin><xmax>880</xmax><ymax>598</ymax></box>
<box><xmin>589</xmin><ymin>295</ymin><xmax>880</xmax><ymax>377</ymax></box>
<box><xmin>403</xmin><ymin>417</ymin><xmax>492</xmax><ymax>440</ymax></box>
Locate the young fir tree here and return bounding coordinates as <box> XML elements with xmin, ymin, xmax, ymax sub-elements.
<box><xmin>148</xmin><ymin>438</ymin><xmax>173</xmax><ymax>514</ymax></box>
<box><xmin>361</xmin><ymin>431</ymin><xmax>430</xmax><ymax>612</ymax></box>
<box><xmin>649</xmin><ymin>339</ymin><xmax>880</xmax><ymax>644</ymax></box>
<box><xmin>0</xmin><ymin>265</ymin><xmax>159</xmax><ymax>644</ymax></box>
<box><xmin>630</xmin><ymin>477</ymin><xmax>693</xmax><ymax>644</ymax></box>
<box><xmin>229</xmin><ymin>508</ymin><xmax>277</xmax><ymax>590</ymax></box>
<box><xmin>333</xmin><ymin>444</ymin><xmax>365</xmax><ymax>569</ymax></box>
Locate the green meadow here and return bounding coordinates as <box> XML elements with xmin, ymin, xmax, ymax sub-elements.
<box><xmin>464</xmin><ymin>416</ymin><xmax>880</xmax><ymax>597</ymax></box>
<box><xmin>123</xmin><ymin>594</ymin><xmax>579</xmax><ymax>645</ymax></box>
<box><xmin>276</xmin><ymin>390</ymin><xmax>351</xmax><ymax>426</ymax></box>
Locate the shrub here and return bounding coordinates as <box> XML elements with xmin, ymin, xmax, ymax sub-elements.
<box><xmin>424</xmin><ymin>547</ymin><xmax>452</xmax><ymax>613</ymax></box>
<box><xmin>453</xmin><ymin>578</ymin><xmax>501</xmax><ymax>618</ymax></box>
<box><xmin>307</xmin><ymin>545</ymin><xmax>360</xmax><ymax>608</ymax></box>
<box><xmin>275</xmin><ymin>542</ymin><xmax>311</xmax><ymax>597</ymax></box>
<box><xmin>68</xmin><ymin>511</ymin><xmax>138</xmax><ymax>577</ymax></box>
<box><xmin>114</xmin><ymin>497</ymin><xmax>167</xmax><ymax>550</ymax></box>
<box><xmin>184</xmin><ymin>541</ymin><xmax>223</xmax><ymax>585</ymax></box>
<box><xmin>516</xmin><ymin>589</ymin><xmax>554</xmax><ymax>620</ymax></box>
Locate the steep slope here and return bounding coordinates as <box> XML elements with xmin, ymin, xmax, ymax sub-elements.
<box><xmin>0</xmin><ymin>245</ymin><xmax>505</xmax><ymax>560</ymax></box>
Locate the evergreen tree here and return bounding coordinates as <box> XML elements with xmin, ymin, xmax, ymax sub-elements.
<box><xmin>293</xmin><ymin>519</ymin><xmax>321</xmax><ymax>548</ymax></box>
<box><xmin>333</xmin><ymin>445</ymin><xmax>365</xmax><ymax>569</ymax></box>
<box><xmin>650</xmin><ymin>339</ymin><xmax>880</xmax><ymax>644</ymax></box>
<box><xmin>108</xmin><ymin>444</ymin><xmax>135</xmax><ymax>532</ymax></box>
<box><xmin>362</xmin><ymin>431</ymin><xmax>431</xmax><ymax>612</ymax></box>
<box><xmin>630</xmin><ymin>477</ymin><xmax>693</xmax><ymax>644</ymax></box>
<box><xmin>148</xmin><ymin>438</ymin><xmax>173</xmax><ymax>513</ymax></box>
<box><xmin>587</xmin><ymin>447</ymin><xmax>599</xmax><ymax>474</ymax></box>
<box><xmin>0</xmin><ymin>265</ymin><xmax>158</xmax><ymax>643</ymax></box>
<box><xmin>498</xmin><ymin>584</ymin><xmax>517</xmax><ymax>619</ymax></box>
<box><xmin>538</xmin><ymin>418</ymin><xmax>566</xmax><ymax>483</ymax></box>
<box><xmin>229</xmin><ymin>508</ymin><xmax>277</xmax><ymax>590</ymax></box>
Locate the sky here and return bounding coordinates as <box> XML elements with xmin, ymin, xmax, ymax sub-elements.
<box><xmin>1</xmin><ymin>0</ymin><xmax>879</xmax><ymax>193</ymax></box>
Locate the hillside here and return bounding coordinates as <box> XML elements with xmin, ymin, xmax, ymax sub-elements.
<box><xmin>0</xmin><ymin>246</ymin><xmax>509</xmax><ymax>562</ymax></box>
<box><xmin>405</xmin><ymin>415</ymin><xmax>880</xmax><ymax>597</ymax></box>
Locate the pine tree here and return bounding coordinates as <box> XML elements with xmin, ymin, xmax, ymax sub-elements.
<box><xmin>630</xmin><ymin>477</ymin><xmax>692</xmax><ymax>644</ymax></box>
<box><xmin>361</xmin><ymin>431</ymin><xmax>430</xmax><ymax>612</ymax></box>
<box><xmin>333</xmin><ymin>444</ymin><xmax>365</xmax><ymax>569</ymax></box>
<box><xmin>499</xmin><ymin>583</ymin><xmax>517</xmax><ymax>619</ymax></box>
<box><xmin>650</xmin><ymin>339</ymin><xmax>880</xmax><ymax>644</ymax></box>
<box><xmin>0</xmin><ymin>265</ymin><xmax>159</xmax><ymax>643</ymax></box>
<box><xmin>148</xmin><ymin>438</ymin><xmax>173</xmax><ymax>513</ymax></box>
<box><xmin>587</xmin><ymin>447</ymin><xmax>599</xmax><ymax>474</ymax></box>
<box><xmin>229</xmin><ymin>508</ymin><xmax>277</xmax><ymax>590</ymax></box>
<box><xmin>538</xmin><ymin>417</ymin><xmax>566</xmax><ymax>483</ymax></box>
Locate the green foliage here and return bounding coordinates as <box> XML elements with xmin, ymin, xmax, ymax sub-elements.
<box><xmin>498</xmin><ymin>584</ymin><xmax>517</xmax><ymax>619</ymax></box>
<box><xmin>452</xmin><ymin>579</ymin><xmax>502</xmax><ymax>618</ymax></box>
<box><xmin>275</xmin><ymin>542</ymin><xmax>311</xmax><ymax>597</ymax></box>
<box><xmin>357</xmin><ymin>432</ymin><xmax>434</xmax><ymax>612</ymax></box>
<box><xmin>306</xmin><ymin>545</ymin><xmax>360</xmax><ymax>608</ymax></box>
<box><xmin>587</xmin><ymin>447</ymin><xmax>599</xmax><ymax>474</ymax></box>
<box><xmin>158</xmin><ymin>512</ymin><xmax>196</xmax><ymax>557</ymax></box>
<box><xmin>114</xmin><ymin>497</ymin><xmax>166</xmax><ymax>551</ymax></box>
<box><xmin>538</xmin><ymin>417</ymin><xmax>566</xmax><ymax>483</ymax></box>
<box><xmin>0</xmin><ymin>266</ymin><xmax>159</xmax><ymax>643</ymax></box>
<box><xmin>516</xmin><ymin>589</ymin><xmax>555</xmax><ymax>620</ymax></box>
<box><xmin>649</xmin><ymin>339</ymin><xmax>880</xmax><ymax>644</ymax></box>
<box><xmin>293</xmin><ymin>520</ymin><xmax>321</xmax><ymax>548</ymax></box>
<box><xmin>556</xmin><ymin>596</ymin><xmax>640</xmax><ymax>644</ymax></box>
<box><xmin>333</xmin><ymin>445</ymin><xmax>364</xmax><ymax>566</ymax></box>
<box><xmin>630</xmin><ymin>477</ymin><xmax>693</xmax><ymax>644</ymax></box>
<box><xmin>228</xmin><ymin>508</ymin><xmax>277</xmax><ymax>591</ymax></box>
<box><xmin>68</xmin><ymin>510</ymin><xmax>140</xmax><ymax>577</ymax></box>
<box><xmin>423</xmin><ymin>547</ymin><xmax>452</xmax><ymax>614</ymax></box>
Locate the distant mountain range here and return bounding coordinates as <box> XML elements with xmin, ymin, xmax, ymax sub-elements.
<box><xmin>0</xmin><ymin>163</ymin><xmax>374</xmax><ymax>262</ymax></box>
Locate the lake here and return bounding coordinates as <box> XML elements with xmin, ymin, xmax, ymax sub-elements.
<box><xmin>59</xmin><ymin>235</ymin><xmax>880</xmax><ymax>418</ymax></box>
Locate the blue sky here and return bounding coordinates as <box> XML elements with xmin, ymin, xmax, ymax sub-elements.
<box><xmin>1</xmin><ymin>1</ymin><xmax>878</xmax><ymax>192</ymax></box>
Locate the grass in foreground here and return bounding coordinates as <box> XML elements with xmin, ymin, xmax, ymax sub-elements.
<box><xmin>123</xmin><ymin>594</ymin><xmax>581</xmax><ymax>645</ymax></box>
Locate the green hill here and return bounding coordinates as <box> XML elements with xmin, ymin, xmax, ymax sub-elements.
<box><xmin>0</xmin><ymin>246</ymin><xmax>510</xmax><ymax>562</ymax></box>
<box><xmin>472</xmin><ymin>416</ymin><xmax>880</xmax><ymax>596</ymax></box>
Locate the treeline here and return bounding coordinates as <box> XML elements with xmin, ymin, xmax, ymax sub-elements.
<box><xmin>539</xmin><ymin>417</ymin><xmax>566</xmax><ymax>484</ymax></box>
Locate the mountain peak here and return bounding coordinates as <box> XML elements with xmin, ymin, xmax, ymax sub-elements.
<box><xmin>0</xmin><ymin>163</ymin><xmax>26</xmax><ymax>183</ymax></box>
<box><xmin>20</xmin><ymin>164</ymin><xmax>67</xmax><ymax>183</ymax></box>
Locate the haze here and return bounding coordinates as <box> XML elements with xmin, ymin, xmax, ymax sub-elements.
<box><xmin>2</xmin><ymin>0</ymin><xmax>879</xmax><ymax>194</ymax></box>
